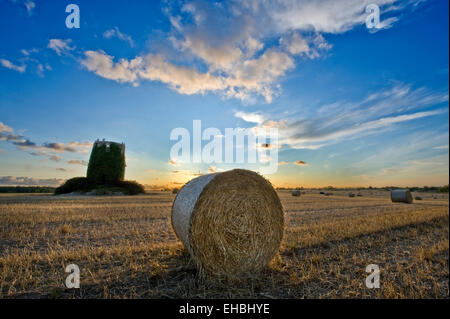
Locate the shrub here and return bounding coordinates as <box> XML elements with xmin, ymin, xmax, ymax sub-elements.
<box><xmin>0</xmin><ymin>186</ymin><xmax>55</xmax><ymax>193</ymax></box>
<box><xmin>54</xmin><ymin>177</ymin><xmax>92</xmax><ymax>195</ymax></box>
<box><xmin>113</xmin><ymin>180</ymin><xmax>145</xmax><ymax>195</ymax></box>
<box><xmin>437</xmin><ymin>185</ymin><xmax>449</xmax><ymax>193</ymax></box>
<box><xmin>54</xmin><ymin>178</ymin><xmax>144</xmax><ymax>196</ymax></box>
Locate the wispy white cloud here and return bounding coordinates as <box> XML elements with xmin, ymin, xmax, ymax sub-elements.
<box><xmin>288</xmin><ymin>109</ymin><xmax>444</xmax><ymax>145</ymax></box>
<box><xmin>236</xmin><ymin>84</ymin><xmax>449</xmax><ymax>149</ymax></box>
<box><xmin>0</xmin><ymin>122</ymin><xmax>13</xmax><ymax>133</ymax></box>
<box><xmin>24</xmin><ymin>0</ymin><xmax>35</xmax><ymax>14</ymax></box>
<box><xmin>48</xmin><ymin>39</ymin><xmax>74</xmax><ymax>56</ymax></box>
<box><xmin>0</xmin><ymin>58</ymin><xmax>26</xmax><ymax>73</ymax></box>
<box><xmin>9</xmin><ymin>0</ymin><xmax>36</xmax><ymax>15</ymax></box>
<box><xmin>279</xmin><ymin>33</ymin><xmax>331</xmax><ymax>58</ymax></box>
<box><xmin>103</xmin><ymin>27</ymin><xmax>135</xmax><ymax>47</ymax></box>
<box><xmin>234</xmin><ymin>111</ymin><xmax>266</xmax><ymax>124</ymax></box>
<box><xmin>368</xmin><ymin>16</ymin><xmax>399</xmax><ymax>33</ymax></box>
<box><xmin>21</xmin><ymin>48</ymin><xmax>39</xmax><ymax>56</ymax></box>
<box><xmin>0</xmin><ymin>48</ymin><xmax>51</xmax><ymax>77</ymax></box>
<box><xmin>257</xmin><ymin>0</ymin><xmax>403</xmax><ymax>34</ymax></box>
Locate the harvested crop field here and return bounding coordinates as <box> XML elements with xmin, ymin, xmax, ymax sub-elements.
<box><xmin>0</xmin><ymin>190</ymin><xmax>448</xmax><ymax>299</ymax></box>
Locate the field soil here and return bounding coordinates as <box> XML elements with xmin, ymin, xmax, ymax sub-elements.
<box><xmin>0</xmin><ymin>190</ymin><xmax>448</xmax><ymax>298</ymax></box>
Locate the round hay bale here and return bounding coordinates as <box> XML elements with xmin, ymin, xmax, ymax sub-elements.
<box><xmin>291</xmin><ymin>190</ymin><xmax>301</xmax><ymax>196</ymax></box>
<box><xmin>171</xmin><ymin>169</ymin><xmax>284</xmax><ymax>277</ymax></box>
<box><xmin>349</xmin><ymin>193</ymin><xmax>355</xmax><ymax>197</ymax></box>
<box><xmin>172</xmin><ymin>188</ymin><xmax>179</xmax><ymax>194</ymax></box>
<box><xmin>415</xmin><ymin>196</ymin><xmax>422</xmax><ymax>200</ymax></box>
<box><xmin>391</xmin><ymin>189</ymin><xmax>413</xmax><ymax>204</ymax></box>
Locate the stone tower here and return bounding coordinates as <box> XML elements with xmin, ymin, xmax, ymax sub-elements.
<box><xmin>86</xmin><ymin>139</ymin><xmax>126</xmax><ymax>185</ymax></box>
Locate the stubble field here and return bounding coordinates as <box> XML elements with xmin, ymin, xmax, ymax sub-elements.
<box><xmin>0</xmin><ymin>190</ymin><xmax>448</xmax><ymax>298</ymax></box>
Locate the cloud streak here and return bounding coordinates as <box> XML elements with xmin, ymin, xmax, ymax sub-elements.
<box><xmin>0</xmin><ymin>176</ymin><xmax>64</xmax><ymax>187</ymax></box>
<box><xmin>67</xmin><ymin>160</ymin><xmax>88</xmax><ymax>166</ymax></box>
<box><xmin>0</xmin><ymin>122</ymin><xmax>13</xmax><ymax>133</ymax></box>
<box><xmin>234</xmin><ymin>111</ymin><xmax>266</xmax><ymax>124</ymax></box>
<box><xmin>0</xmin><ymin>123</ymin><xmax>92</xmax><ymax>165</ymax></box>
<box><xmin>168</xmin><ymin>159</ymin><xmax>181</xmax><ymax>166</ymax></box>
<box><xmin>48</xmin><ymin>39</ymin><xmax>74</xmax><ymax>56</ymax></box>
<box><xmin>0</xmin><ymin>58</ymin><xmax>26</xmax><ymax>73</ymax></box>
<box><xmin>236</xmin><ymin>84</ymin><xmax>449</xmax><ymax>150</ymax></box>
<box><xmin>103</xmin><ymin>27</ymin><xmax>135</xmax><ymax>47</ymax></box>
<box><xmin>259</xmin><ymin>0</ymin><xmax>402</xmax><ymax>34</ymax></box>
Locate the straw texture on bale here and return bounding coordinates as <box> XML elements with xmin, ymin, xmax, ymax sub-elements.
<box><xmin>171</xmin><ymin>169</ymin><xmax>284</xmax><ymax>277</ymax></box>
<box><xmin>391</xmin><ymin>189</ymin><xmax>413</xmax><ymax>204</ymax></box>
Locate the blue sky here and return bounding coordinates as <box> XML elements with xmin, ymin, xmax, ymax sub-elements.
<box><xmin>0</xmin><ymin>0</ymin><xmax>448</xmax><ymax>188</ymax></box>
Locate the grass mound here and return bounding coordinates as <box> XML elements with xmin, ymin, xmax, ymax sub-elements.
<box><xmin>113</xmin><ymin>180</ymin><xmax>145</xmax><ymax>195</ymax></box>
<box><xmin>54</xmin><ymin>177</ymin><xmax>92</xmax><ymax>195</ymax></box>
<box><xmin>54</xmin><ymin>177</ymin><xmax>145</xmax><ymax>196</ymax></box>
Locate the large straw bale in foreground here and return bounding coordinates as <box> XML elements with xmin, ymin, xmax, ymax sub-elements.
<box><xmin>171</xmin><ymin>169</ymin><xmax>284</xmax><ymax>277</ymax></box>
<box><xmin>391</xmin><ymin>189</ymin><xmax>413</xmax><ymax>204</ymax></box>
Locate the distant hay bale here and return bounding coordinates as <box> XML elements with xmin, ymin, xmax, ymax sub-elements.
<box><xmin>415</xmin><ymin>196</ymin><xmax>422</xmax><ymax>200</ymax></box>
<box><xmin>172</xmin><ymin>188</ymin><xmax>179</xmax><ymax>194</ymax></box>
<box><xmin>391</xmin><ymin>189</ymin><xmax>413</xmax><ymax>204</ymax></box>
<box><xmin>357</xmin><ymin>192</ymin><xmax>363</xmax><ymax>197</ymax></box>
<box><xmin>291</xmin><ymin>190</ymin><xmax>301</xmax><ymax>196</ymax></box>
<box><xmin>349</xmin><ymin>193</ymin><xmax>355</xmax><ymax>197</ymax></box>
<box><xmin>171</xmin><ymin>169</ymin><xmax>284</xmax><ymax>277</ymax></box>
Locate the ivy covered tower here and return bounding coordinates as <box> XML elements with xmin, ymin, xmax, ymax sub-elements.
<box><xmin>86</xmin><ymin>139</ymin><xmax>126</xmax><ymax>185</ymax></box>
